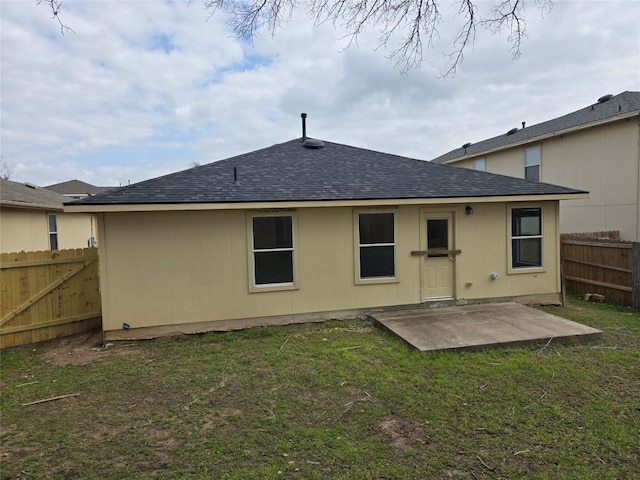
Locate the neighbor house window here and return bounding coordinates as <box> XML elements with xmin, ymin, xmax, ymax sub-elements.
<box><xmin>358</xmin><ymin>212</ymin><xmax>395</xmax><ymax>279</ymax></box>
<box><xmin>473</xmin><ymin>158</ymin><xmax>486</xmax><ymax>171</ymax></box>
<box><xmin>48</xmin><ymin>213</ymin><xmax>58</xmax><ymax>250</ymax></box>
<box><xmin>511</xmin><ymin>207</ymin><xmax>542</xmax><ymax>269</ymax></box>
<box><xmin>524</xmin><ymin>146</ymin><xmax>540</xmax><ymax>181</ymax></box>
<box><xmin>251</xmin><ymin>215</ymin><xmax>295</xmax><ymax>287</ymax></box>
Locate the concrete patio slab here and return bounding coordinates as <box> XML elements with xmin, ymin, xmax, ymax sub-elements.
<box><xmin>371</xmin><ymin>302</ymin><xmax>602</xmax><ymax>352</ymax></box>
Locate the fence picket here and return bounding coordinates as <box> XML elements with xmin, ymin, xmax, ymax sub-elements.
<box><xmin>561</xmin><ymin>232</ymin><xmax>638</xmax><ymax>309</ymax></box>
<box><xmin>0</xmin><ymin>248</ymin><xmax>101</xmax><ymax>348</ymax></box>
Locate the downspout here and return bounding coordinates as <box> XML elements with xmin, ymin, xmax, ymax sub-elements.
<box><xmin>96</xmin><ymin>213</ymin><xmax>108</xmax><ymax>344</ymax></box>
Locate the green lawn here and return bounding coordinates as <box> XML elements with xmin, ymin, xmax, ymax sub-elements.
<box><xmin>1</xmin><ymin>296</ymin><xmax>638</xmax><ymax>479</ymax></box>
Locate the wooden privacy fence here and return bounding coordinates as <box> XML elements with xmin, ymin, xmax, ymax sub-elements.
<box><xmin>0</xmin><ymin>248</ymin><xmax>101</xmax><ymax>348</ymax></box>
<box><xmin>561</xmin><ymin>233</ymin><xmax>639</xmax><ymax>310</ymax></box>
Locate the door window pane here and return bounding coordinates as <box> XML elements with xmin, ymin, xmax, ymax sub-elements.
<box><xmin>427</xmin><ymin>219</ymin><xmax>448</xmax><ymax>250</ymax></box>
<box><xmin>427</xmin><ymin>219</ymin><xmax>449</xmax><ymax>258</ymax></box>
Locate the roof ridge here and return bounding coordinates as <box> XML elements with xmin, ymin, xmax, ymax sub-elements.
<box><xmin>431</xmin><ymin>90</ymin><xmax>640</xmax><ymax>164</ymax></box>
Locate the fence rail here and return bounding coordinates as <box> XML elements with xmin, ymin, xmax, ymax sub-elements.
<box><xmin>0</xmin><ymin>248</ymin><xmax>101</xmax><ymax>348</ymax></box>
<box><xmin>561</xmin><ymin>233</ymin><xmax>639</xmax><ymax>310</ymax></box>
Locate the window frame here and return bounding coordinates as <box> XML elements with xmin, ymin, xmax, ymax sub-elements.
<box><xmin>48</xmin><ymin>213</ymin><xmax>59</xmax><ymax>251</ymax></box>
<box><xmin>524</xmin><ymin>145</ymin><xmax>541</xmax><ymax>181</ymax></box>
<box><xmin>354</xmin><ymin>210</ymin><xmax>399</xmax><ymax>285</ymax></box>
<box><xmin>247</xmin><ymin>211</ymin><xmax>299</xmax><ymax>293</ymax></box>
<box><xmin>508</xmin><ymin>206</ymin><xmax>544</xmax><ymax>274</ymax></box>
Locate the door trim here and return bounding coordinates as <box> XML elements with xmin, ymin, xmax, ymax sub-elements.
<box><xmin>419</xmin><ymin>210</ymin><xmax>456</xmax><ymax>301</ymax></box>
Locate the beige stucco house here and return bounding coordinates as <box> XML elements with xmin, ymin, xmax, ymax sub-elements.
<box><xmin>432</xmin><ymin>91</ymin><xmax>640</xmax><ymax>241</ymax></box>
<box><xmin>67</xmin><ymin>135</ymin><xmax>587</xmax><ymax>340</ymax></box>
<box><xmin>0</xmin><ymin>179</ymin><xmax>96</xmax><ymax>253</ymax></box>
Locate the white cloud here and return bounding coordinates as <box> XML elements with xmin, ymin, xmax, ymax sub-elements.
<box><xmin>1</xmin><ymin>0</ymin><xmax>638</xmax><ymax>187</ymax></box>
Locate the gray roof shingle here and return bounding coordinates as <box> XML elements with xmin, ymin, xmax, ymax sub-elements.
<box><xmin>69</xmin><ymin>139</ymin><xmax>585</xmax><ymax>207</ymax></box>
<box><xmin>432</xmin><ymin>91</ymin><xmax>640</xmax><ymax>164</ymax></box>
<box><xmin>45</xmin><ymin>179</ymin><xmax>116</xmax><ymax>195</ymax></box>
<box><xmin>1</xmin><ymin>179</ymin><xmax>67</xmax><ymax>209</ymax></box>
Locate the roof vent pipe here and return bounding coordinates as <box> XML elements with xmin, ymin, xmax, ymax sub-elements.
<box><xmin>301</xmin><ymin>113</ymin><xmax>307</xmax><ymax>141</ymax></box>
<box><xmin>522</xmin><ymin>121</ymin><xmax>526</xmax><ymax>129</ymax></box>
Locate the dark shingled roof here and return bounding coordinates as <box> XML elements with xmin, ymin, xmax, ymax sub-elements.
<box><xmin>1</xmin><ymin>178</ymin><xmax>67</xmax><ymax>209</ymax></box>
<box><xmin>432</xmin><ymin>91</ymin><xmax>640</xmax><ymax>164</ymax></box>
<box><xmin>69</xmin><ymin>139</ymin><xmax>586</xmax><ymax>206</ymax></box>
<box><xmin>45</xmin><ymin>179</ymin><xmax>116</xmax><ymax>195</ymax></box>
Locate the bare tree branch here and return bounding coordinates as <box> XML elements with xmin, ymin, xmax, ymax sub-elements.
<box><xmin>203</xmin><ymin>0</ymin><xmax>297</xmax><ymax>40</ymax></box>
<box><xmin>1</xmin><ymin>155</ymin><xmax>15</xmax><ymax>180</ymax></box>
<box><xmin>441</xmin><ymin>0</ymin><xmax>476</xmax><ymax>78</ymax></box>
<box><xmin>200</xmin><ymin>0</ymin><xmax>552</xmax><ymax>73</ymax></box>
<box><xmin>38</xmin><ymin>0</ymin><xmax>553</xmax><ymax>75</ymax></box>
<box><xmin>37</xmin><ymin>0</ymin><xmax>74</xmax><ymax>35</ymax></box>
<box><xmin>479</xmin><ymin>0</ymin><xmax>527</xmax><ymax>59</ymax></box>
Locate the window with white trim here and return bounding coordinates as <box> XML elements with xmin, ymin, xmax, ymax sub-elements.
<box><xmin>511</xmin><ymin>207</ymin><xmax>542</xmax><ymax>268</ymax></box>
<box><xmin>473</xmin><ymin>158</ymin><xmax>486</xmax><ymax>171</ymax></box>
<box><xmin>358</xmin><ymin>212</ymin><xmax>395</xmax><ymax>279</ymax></box>
<box><xmin>524</xmin><ymin>146</ymin><xmax>540</xmax><ymax>181</ymax></box>
<box><xmin>48</xmin><ymin>213</ymin><xmax>58</xmax><ymax>250</ymax></box>
<box><xmin>251</xmin><ymin>215</ymin><xmax>294</xmax><ymax>287</ymax></box>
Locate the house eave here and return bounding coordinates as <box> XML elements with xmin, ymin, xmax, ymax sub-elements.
<box><xmin>440</xmin><ymin>110</ymin><xmax>640</xmax><ymax>164</ymax></box>
<box><xmin>1</xmin><ymin>201</ymin><xmax>63</xmax><ymax>211</ymax></box>
<box><xmin>64</xmin><ymin>193</ymin><xmax>589</xmax><ymax>213</ymax></box>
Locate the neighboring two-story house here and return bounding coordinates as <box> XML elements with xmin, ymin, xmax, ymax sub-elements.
<box><xmin>432</xmin><ymin>91</ymin><xmax>640</xmax><ymax>241</ymax></box>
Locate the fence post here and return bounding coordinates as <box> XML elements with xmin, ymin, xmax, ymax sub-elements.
<box><xmin>633</xmin><ymin>242</ymin><xmax>640</xmax><ymax>311</ymax></box>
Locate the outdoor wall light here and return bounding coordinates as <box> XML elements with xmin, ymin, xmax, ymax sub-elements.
<box><xmin>465</xmin><ymin>206</ymin><xmax>474</xmax><ymax>215</ymax></box>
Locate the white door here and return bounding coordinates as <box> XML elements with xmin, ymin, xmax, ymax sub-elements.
<box><xmin>421</xmin><ymin>212</ymin><xmax>455</xmax><ymax>300</ymax></box>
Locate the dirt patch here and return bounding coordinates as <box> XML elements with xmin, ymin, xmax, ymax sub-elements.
<box><xmin>372</xmin><ymin>416</ymin><xmax>429</xmax><ymax>451</ymax></box>
<box><xmin>201</xmin><ymin>408</ymin><xmax>243</xmax><ymax>434</ymax></box>
<box><xmin>39</xmin><ymin>330</ymin><xmax>141</xmax><ymax>366</ymax></box>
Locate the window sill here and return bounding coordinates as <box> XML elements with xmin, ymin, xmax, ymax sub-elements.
<box><xmin>507</xmin><ymin>267</ymin><xmax>545</xmax><ymax>275</ymax></box>
<box><xmin>355</xmin><ymin>277</ymin><xmax>400</xmax><ymax>286</ymax></box>
<box><xmin>249</xmin><ymin>283</ymin><xmax>298</xmax><ymax>293</ymax></box>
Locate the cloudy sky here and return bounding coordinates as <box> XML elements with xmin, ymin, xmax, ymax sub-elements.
<box><xmin>1</xmin><ymin>0</ymin><xmax>639</xmax><ymax>188</ymax></box>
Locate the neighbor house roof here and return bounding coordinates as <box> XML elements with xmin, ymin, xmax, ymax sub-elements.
<box><xmin>432</xmin><ymin>91</ymin><xmax>640</xmax><ymax>164</ymax></box>
<box><xmin>1</xmin><ymin>178</ymin><xmax>67</xmax><ymax>210</ymax></box>
<box><xmin>45</xmin><ymin>179</ymin><xmax>116</xmax><ymax>196</ymax></box>
<box><xmin>67</xmin><ymin>139</ymin><xmax>586</xmax><ymax>210</ymax></box>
